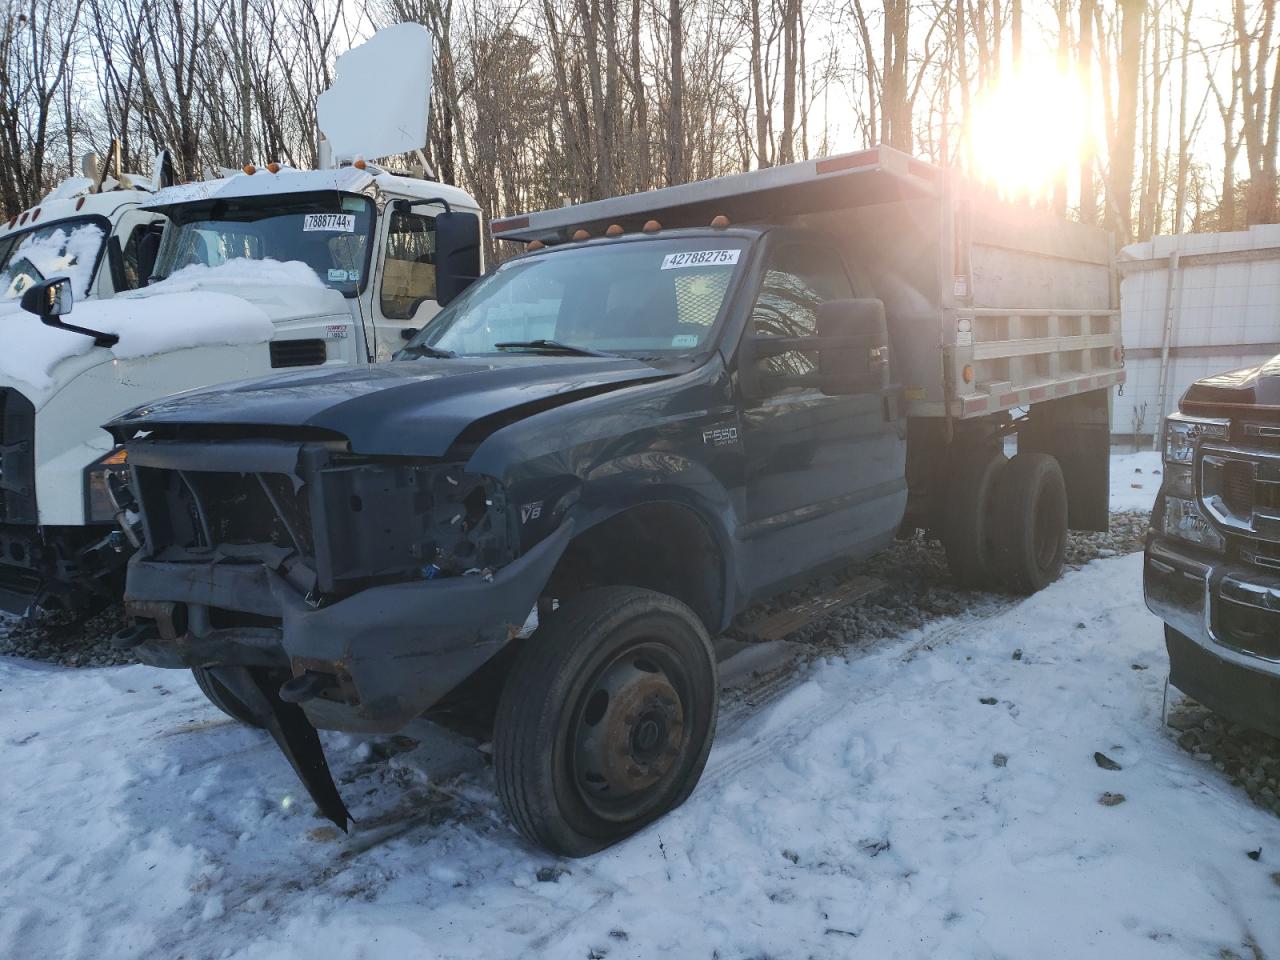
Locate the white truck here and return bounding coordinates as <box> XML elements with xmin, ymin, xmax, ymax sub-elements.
<box><xmin>0</xmin><ymin>155</ymin><xmax>167</xmax><ymax>306</ymax></box>
<box><xmin>0</xmin><ymin>23</ymin><xmax>483</xmax><ymax>613</ymax></box>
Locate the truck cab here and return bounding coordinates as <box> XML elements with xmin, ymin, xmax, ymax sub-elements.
<box><xmin>0</xmin><ymin>172</ymin><xmax>165</xmax><ymax>306</ymax></box>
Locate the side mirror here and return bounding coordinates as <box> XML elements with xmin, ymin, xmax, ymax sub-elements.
<box><xmin>20</xmin><ymin>277</ymin><xmax>119</xmax><ymax>348</ymax></box>
<box><xmin>435</xmin><ymin>210</ymin><xmax>481</xmax><ymax>307</ymax></box>
<box><xmin>815</xmin><ymin>298</ymin><xmax>889</xmax><ymax>396</ymax></box>
<box><xmin>20</xmin><ymin>277</ymin><xmax>74</xmax><ymax>320</ymax></box>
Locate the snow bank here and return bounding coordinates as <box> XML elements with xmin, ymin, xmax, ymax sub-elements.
<box><xmin>1</xmin><ymin>555</ymin><xmax>1276</xmax><ymax>959</ymax></box>
<box><xmin>0</xmin><ymin>259</ymin><xmax>328</xmax><ymax>392</ymax></box>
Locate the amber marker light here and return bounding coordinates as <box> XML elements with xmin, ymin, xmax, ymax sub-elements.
<box><xmin>242</xmin><ymin>163</ymin><xmax>256</xmax><ymax>175</ymax></box>
<box><xmin>572</xmin><ymin>229</ymin><xmax>591</xmax><ymax>241</ymax></box>
<box><xmin>642</xmin><ymin>220</ymin><xmax>661</xmax><ymax>233</ymax></box>
<box><xmin>605</xmin><ymin>224</ymin><xmax>624</xmax><ymax>236</ymax></box>
<box><xmin>266</xmin><ymin>162</ymin><xmax>281</xmax><ymax>174</ymax></box>
<box><xmin>527</xmin><ymin>240</ymin><xmax>545</xmax><ymax>251</ymax></box>
<box><xmin>963</xmin><ymin>365</ymin><xmax>974</xmax><ymax>384</ymax></box>
<box><xmin>710</xmin><ymin>214</ymin><xmax>730</xmax><ymax>228</ymax></box>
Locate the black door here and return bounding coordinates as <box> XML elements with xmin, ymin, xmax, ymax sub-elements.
<box><xmin>736</xmin><ymin>236</ymin><xmax>907</xmax><ymax>596</ymax></box>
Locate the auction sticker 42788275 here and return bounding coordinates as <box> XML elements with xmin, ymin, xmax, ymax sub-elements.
<box><xmin>661</xmin><ymin>249</ymin><xmax>741</xmax><ymax>270</ymax></box>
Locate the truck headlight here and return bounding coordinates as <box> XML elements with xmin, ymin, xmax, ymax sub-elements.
<box><xmin>1164</xmin><ymin>414</ymin><xmax>1229</xmax><ymax>465</ymax></box>
<box><xmin>1162</xmin><ymin>495</ymin><xmax>1225</xmax><ymax>551</ymax></box>
<box><xmin>84</xmin><ymin>448</ymin><xmax>130</xmax><ymax>524</ymax></box>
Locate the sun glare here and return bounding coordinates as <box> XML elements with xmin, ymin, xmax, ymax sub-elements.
<box><xmin>967</xmin><ymin>63</ymin><xmax>1090</xmax><ymax>200</ymax></box>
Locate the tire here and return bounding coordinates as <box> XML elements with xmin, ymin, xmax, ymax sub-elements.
<box><xmin>494</xmin><ymin>586</ymin><xmax>718</xmax><ymax>857</ymax></box>
<box><xmin>992</xmin><ymin>453</ymin><xmax>1069</xmax><ymax>594</ymax></box>
<box><xmin>191</xmin><ymin>666</ymin><xmax>264</xmax><ymax>728</ymax></box>
<box><xmin>941</xmin><ymin>446</ymin><xmax>1008</xmax><ymax>588</ymax></box>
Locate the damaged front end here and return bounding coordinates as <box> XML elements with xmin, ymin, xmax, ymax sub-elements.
<box><xmin>116</xmin><ymin>434</ymin><xmax>568</xmax><ymax>828</ymax></box>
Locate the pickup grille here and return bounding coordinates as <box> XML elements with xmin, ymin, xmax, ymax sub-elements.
<box><xmin>1200</xmin><ymin>436</ymin><xmax>1280</xmax><ymax>544</ymax></box>
<box><xmin>270</xmin><ymin>339</ymin><xmax>327</xmax><ymax>368</ymax></box>
<box><xmin>1222</xmin><ymin>460</ymin><xmax>1257</xmax><ymax>515</ymax></box>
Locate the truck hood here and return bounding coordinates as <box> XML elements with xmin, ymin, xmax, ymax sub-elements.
<box><xmin>1182</xmin><ymin>352</ymin><xmax>1280</xmax><ymax>417</ymax></box>
<box><xmin>109</xmin><ymin>356</ymin><xmax>671</xmax><ymax>457</ymax></box>
<box><xmin>0</xmin><ymin>260</ymin><xmax>345</xmax><ymax>407</ymax></box>
<box><xmin>130</xmin><ymin>268</ymin><xmax>347</xmax><ymax>323</ymax></box>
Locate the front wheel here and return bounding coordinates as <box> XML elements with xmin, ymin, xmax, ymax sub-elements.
<box><xmin>493</xmin><ymin>586</ymin><xmax>718</xmax><ymax>857</ymax></box>
<box><xmin>191</xmin><ymin>667</ymin><xmax>264</xmax><ymax>728</ymax></box>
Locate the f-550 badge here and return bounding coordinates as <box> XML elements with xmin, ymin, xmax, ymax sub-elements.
<box><xmin>701</xmin><ymin>425</ymin><xmax>740</xmax><ymax>447</ymax></box>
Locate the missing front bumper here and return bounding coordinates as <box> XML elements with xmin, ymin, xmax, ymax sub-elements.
<box><xmin>125</xmin><ymin>521</ymin><xmax>573</xmax><ymax>733</ymax></box>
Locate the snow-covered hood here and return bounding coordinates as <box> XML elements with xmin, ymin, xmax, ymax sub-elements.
<box><xmin>0</xmin><ymin>259</ymin><xmax>340</xmax><ymax>404</ymax></box>
<box><xmin>128</xmin><ymin>259</ymin><xmax>347</xmax><ymax>323</ymax></box>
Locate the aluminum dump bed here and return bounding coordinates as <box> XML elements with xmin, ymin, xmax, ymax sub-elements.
<box><xmin>492</xmin><ymin>146</ymin><xmax>1124</xmax><ymax>420</ymax></box>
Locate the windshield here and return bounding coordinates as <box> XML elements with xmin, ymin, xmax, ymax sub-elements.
<box><xmin>406</xmin><ymin>236</ymin><xmax>749</xmax><ymax>359</ymax></box>
<box><xmin>0</xmin><ymin>217</ymin><xmax>108</xmax><ymax>301</ymax></box>
<box><xmin>153</xmin><ymin>192</ymin><xmax>374</xmax><ymax>296</ymax></box>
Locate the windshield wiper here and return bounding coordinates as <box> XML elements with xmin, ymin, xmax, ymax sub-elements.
<box><xmin>399</xmin><ymin>342</ymin><xmax>456</xmax><ymax>359</ymax></box>
<box><xmin>494</xmin><ymin>339</ymin><xmax>618</xmax><ymax>358</ymax></box>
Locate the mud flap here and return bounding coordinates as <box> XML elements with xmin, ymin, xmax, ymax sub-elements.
<box><xmin>207</xmin><ymin>665</ymin><xmax>352</xmax><ymax>831</ymax></box>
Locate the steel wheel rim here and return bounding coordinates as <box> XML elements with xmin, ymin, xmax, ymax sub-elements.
<box><xmin>569</xmin><ymin>640</ymin><xmax>693</xmax><ymax>823</ymax></box>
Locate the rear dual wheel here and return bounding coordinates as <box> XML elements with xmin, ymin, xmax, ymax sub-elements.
<box><xmin>943</xmin><ymin>448</ymin><xmax>1068</xmax><ymax>595</ymax></box>
<box><xmin>992</xmin><ymin>453</ymin><xmax>1069</xmax><ymax>594</ymax></box>
<box><xmin>494</xmin><ymin>586</ymin><xmax>718</xmax><ymax>858</ymax></box>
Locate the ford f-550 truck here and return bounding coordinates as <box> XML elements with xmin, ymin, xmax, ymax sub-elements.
<box><xmin>1145</xmin><ymin>355</ymin><xmax>1280</xmax><ymax>739</ymax></box>
<box><xmin>106</xmin><ymin>146</ymin><xmax>1125</xmax><ymax>856</ymax></box>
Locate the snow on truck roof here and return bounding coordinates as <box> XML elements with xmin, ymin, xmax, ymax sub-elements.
<box><xmin>492</xmin><ymin>145</ymin><xmax>945</xmax><ymax>244</ymax></box>
<box><xmin>144</xmin><ymin>166</ymin><xmax>479</xmax><ymax>214</ymax></box>
<box><xmin>1</xmin><ymin>178</ymin><xmax>156</xmax><ymax>239</ymax></box>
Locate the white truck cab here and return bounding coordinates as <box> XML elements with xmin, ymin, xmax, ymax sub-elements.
<box><xmin>0</xmin><ymin>23</ymin><xmax>483</xmax><ymax>612</ymax></box>
<box><xmin>0</xmin><ymin>170</ymin><xmax>166</xmax><ymax>304</ymax></box>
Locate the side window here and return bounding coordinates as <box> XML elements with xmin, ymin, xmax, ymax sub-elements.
<box><xmin>381</xmin><ymin>211</ymin><xmax>436</xmax><ymax>319</ymax></box>
<box><xmin>750</xmin><ymin>243</ymin><xmax>853</xmax><ymax>377</ymax></box>
<box><xmin>119</xmin><ymin>224</ymin><xmax>149</xmax><ymax>290</ymax></box>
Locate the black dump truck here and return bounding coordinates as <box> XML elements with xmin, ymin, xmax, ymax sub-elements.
<box><xmin>1145</xmin><ymin>355</ymin><xmax>1280</xmax><ymax>739</ymax></box>
<box><xmin>107</xmin><ymin>147</ymin><xmax>1124</xmax><ymax>856</ymax></box>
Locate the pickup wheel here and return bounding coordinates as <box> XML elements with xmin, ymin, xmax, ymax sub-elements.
<box><xmin>941</xmin><ymin>446</ymin><xmax>1008</xmax><ymax>589</ymax></box>
<box><xmin>493</xmin><ymin>586</ymin><xmax>718</xmax><ymax>857</ymax></box>
<box><xmin>191</xmin><ymin>667</ymin><xmax>264</xmax><ymax>728</ymax></box>
<box><xmin>993</xmin><ymin>453</ymin><xmax>1068</xmax><ymax>594</ymax></box>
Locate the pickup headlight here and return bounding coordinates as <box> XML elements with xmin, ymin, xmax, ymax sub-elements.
<box><xmin>84</xmin><ymin>448</ymin><xmax>131</xmax><ymax>524</ymax></box>
<box><xmin>1164</xmin><ymin>414</ymin><xmax>1229</xmax><ymax>465</ymax></box>
<box><xmin>1162</xmin><ymin>495</ymin><xmax>1225</xmax><ymax>551</ymax></box>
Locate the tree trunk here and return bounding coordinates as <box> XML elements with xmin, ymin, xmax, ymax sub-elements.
<box><xmin>1111</xmin><ymin>0</ymin><xmax>1144</xmax><ymax>242</ymax></box>
<box><xmin>667</xmin><ymin>0</ymin><xmax>684</xmax><ymax>184</ymax></box>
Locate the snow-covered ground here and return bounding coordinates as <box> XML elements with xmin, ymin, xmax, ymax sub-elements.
<box><xmin>3</xmin><ymin>549</ymin><xmax>1278</xmax><ymax>959</ymax></box>
<box><xmin>1110</xmin><ymin>448</ymin><xmax>1163</xmax><ymax>512</ymax></box>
